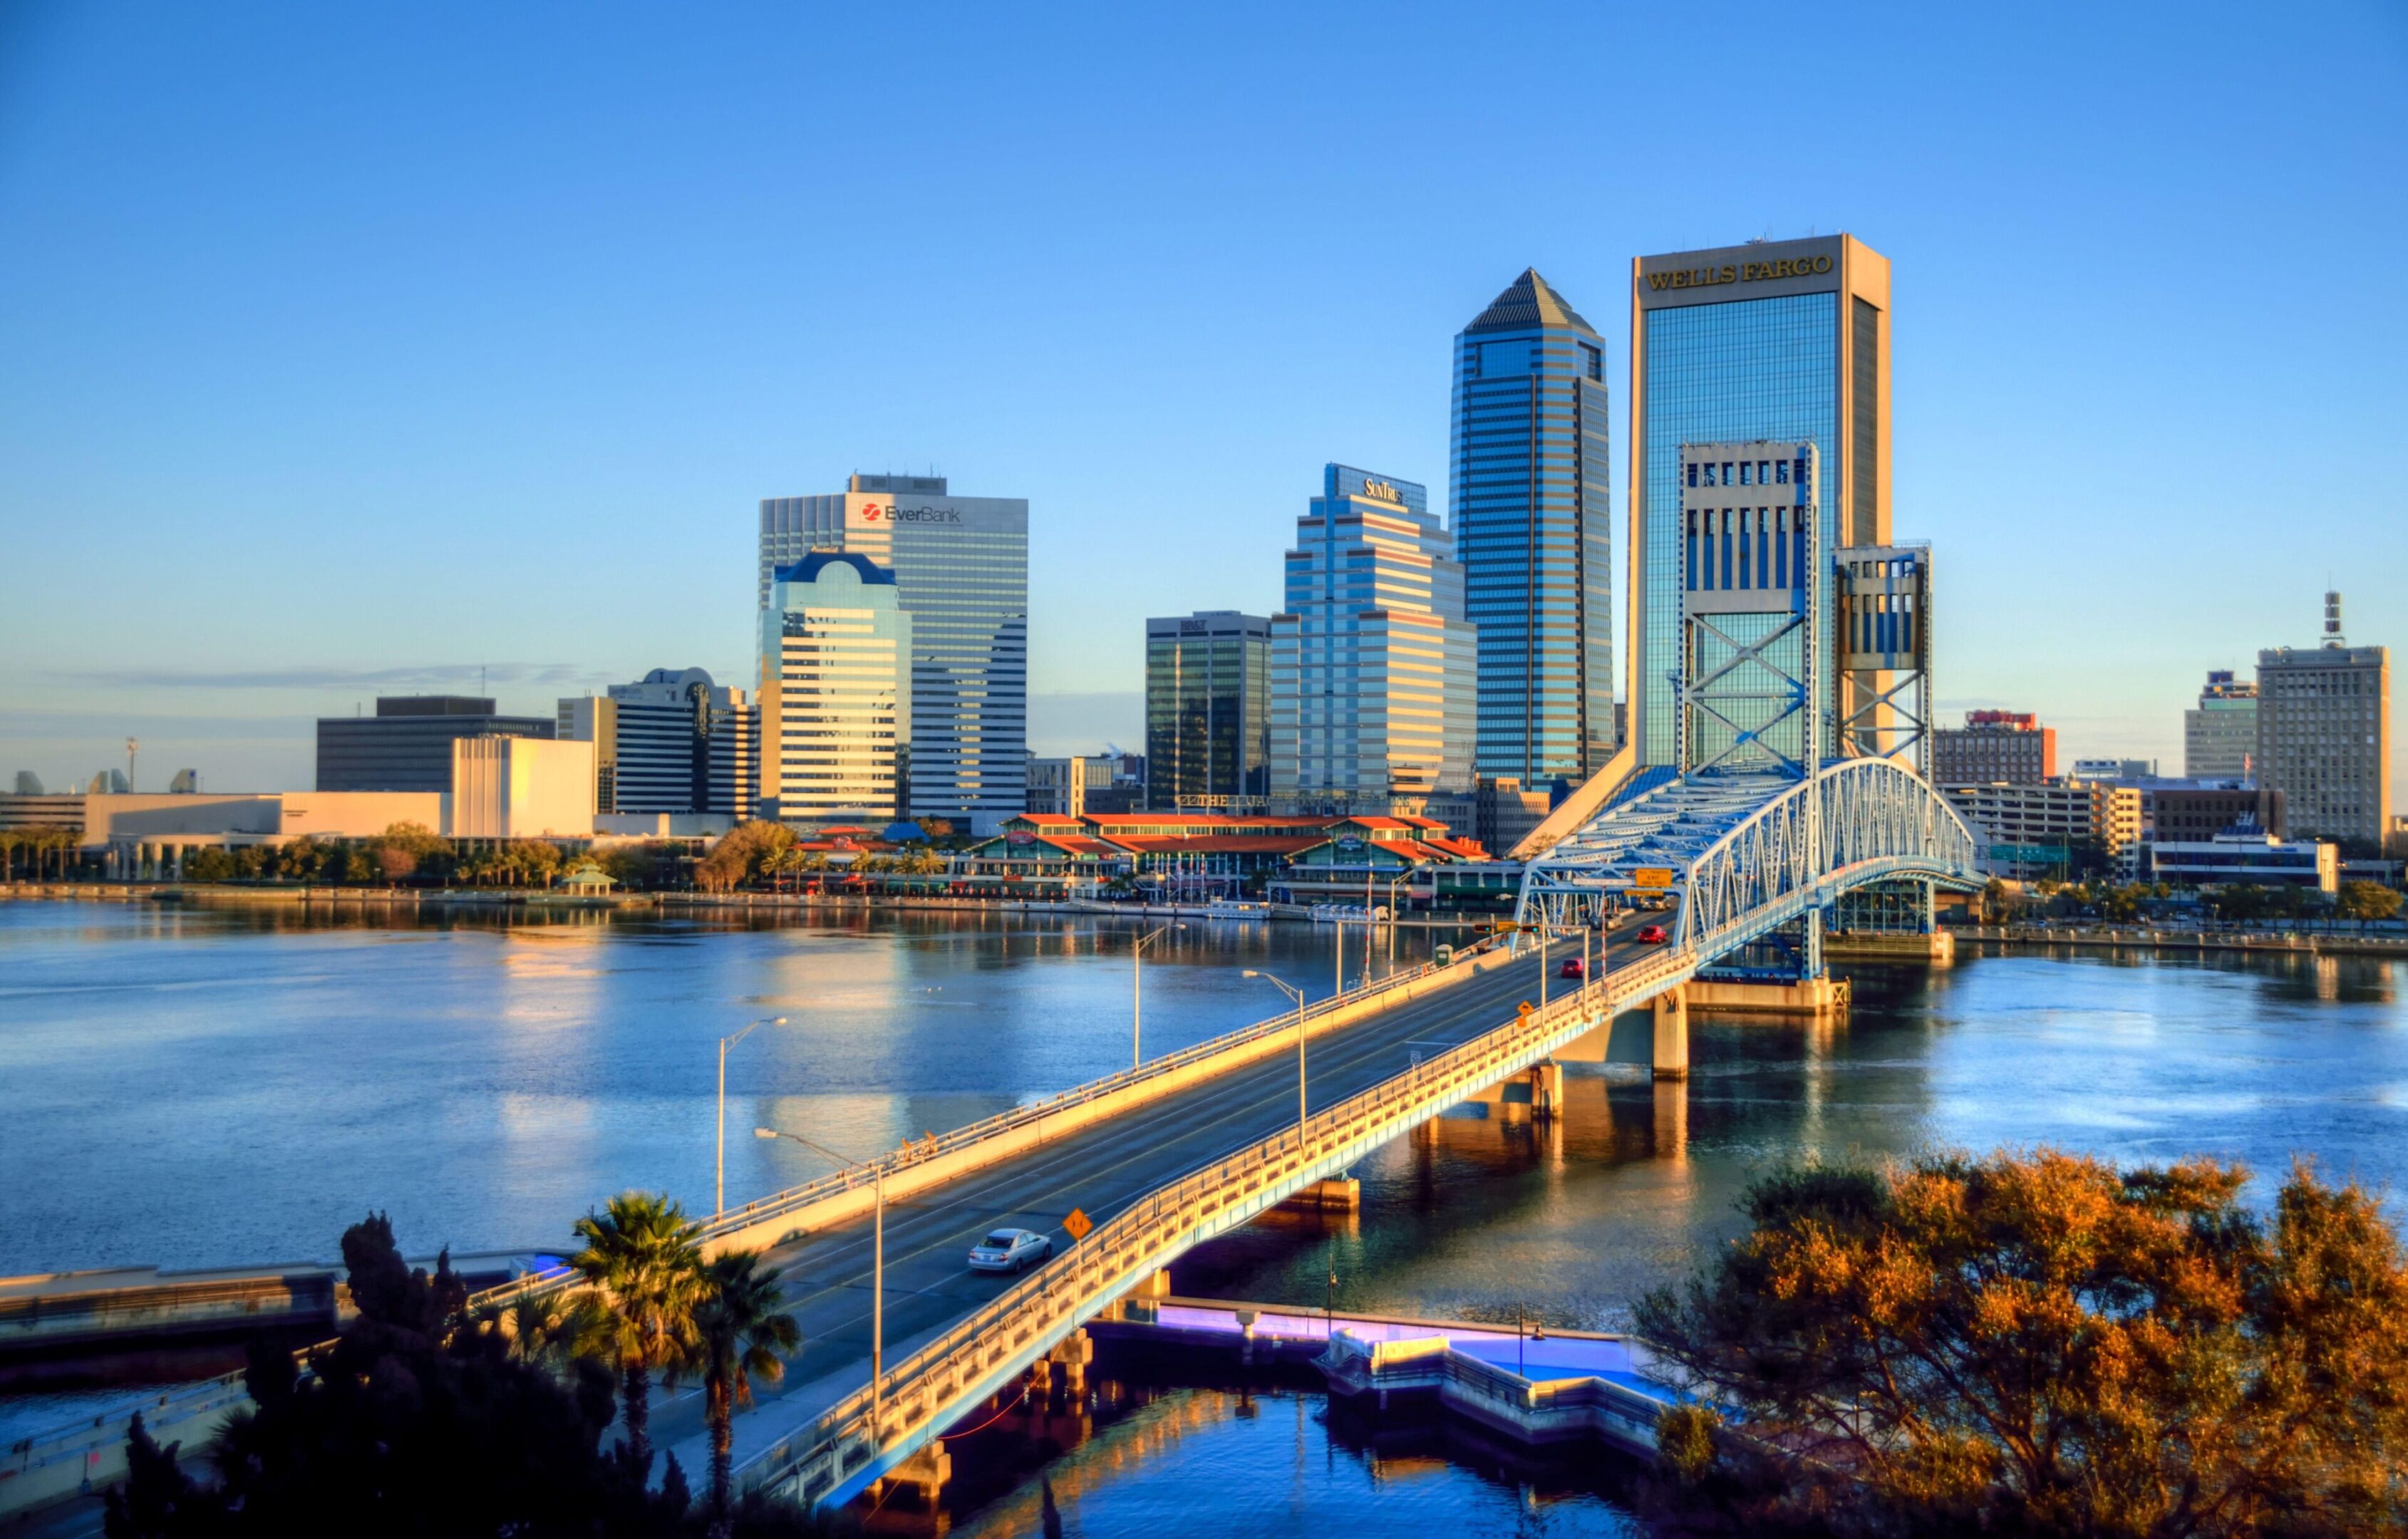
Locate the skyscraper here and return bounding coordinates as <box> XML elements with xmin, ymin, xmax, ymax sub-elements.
<box><xmin>758</xmin><ymin>475</ymin><xmax>1028</xmax><ymax>832</ymax></box>
<box><xmin>1630</xmin><ymin>236</ymin><xmax>1891</xmax><ymax>769</ymax></box>
<box><xmin>758</xmin><ymin>554</ymin><xmax>912</xmax><ymax>824</ymax></box>
<box><xmin>1272</xmin><ymin>465</ymin><xmax>1475</xmax><ymax>814</ymax></box>
<box><xmin>2255</xmin><ymin>594</ymin><xmax>2390</xmax><ymax>846</ymax></box>
<box><xmin>2184</xmin><ymin>669</ymin><xmax>2258</xmax><ymax>780</ymax></box>
<box><xmin>1450</xmin><ymin>270</ymin><xmax>1613</xmax><ymax>787</ymax></box>
<box><xmin>1145</xmin><ymin>611</ymin><xmax>1273</xmax><ymax>811</ymax></box>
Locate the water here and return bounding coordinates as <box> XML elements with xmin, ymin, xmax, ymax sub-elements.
<box><xmin>4</xmin><ymin>902</ymin><xmax>2402</xmax><ymax>1531</ymax></box>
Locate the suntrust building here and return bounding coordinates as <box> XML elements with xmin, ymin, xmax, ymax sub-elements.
<box><xmin>760</xmin><ymin>475</ymin><xmax>1028</xmax><ymax>832</ymax></box>
<box><xmin>1629</xmin><ymin>235</ymin><xmax>1891</xmax><ymax>769</ymax></box>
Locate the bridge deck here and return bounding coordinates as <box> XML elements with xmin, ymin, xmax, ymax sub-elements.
<box><xmin>645</xmin><ymin>929</ymin><xmax>1638</xmax><ymax>1497</ymax></box>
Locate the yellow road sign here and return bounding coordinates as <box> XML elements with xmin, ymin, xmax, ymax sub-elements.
<box><xmin>1063</xmin><ymin>1207</ymin><xmax>1092</xmax><ymax>1242</ymax></box>
<box><xmin>1632</xmin><ymin>868</ymin><xmax>1675</xmax><ymax>889</ymax></box>
<box><xmin>1517</xmin><ymin>1000</ymin><xmax>1533</xmax><ymax>1016</ymax></box>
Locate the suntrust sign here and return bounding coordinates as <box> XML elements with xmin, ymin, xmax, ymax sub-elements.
<box><xmin>1645</xmin><ymin>254</ymin><xmax>1834</xmax><ymax>292</ymax></box>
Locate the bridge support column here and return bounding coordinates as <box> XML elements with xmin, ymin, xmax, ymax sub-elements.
<box><xmin>874</xmin><ymin>1440</ymin><xmax>951</xmax><ymax>1510</ymax></box>
<box><xmin>1045</xmin><ymin>1328</ymin><xmax>1093</xmax><ymax>1397</ymax></box>
<box><xmin>1651</xmin><ymin>988</ymin><xmax>1688</xmax><ymax>1080</ymax></box>
<box><xmin>1530</xmin><ymin>1060</ymin><xmax>1564</xmax><ymax>1119</ymax></box>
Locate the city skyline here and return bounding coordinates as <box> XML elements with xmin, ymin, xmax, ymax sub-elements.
<box><xmin>3</xmin><ymin>4</ymin><xmax>2404</xmax><ymax>799</ymax></box>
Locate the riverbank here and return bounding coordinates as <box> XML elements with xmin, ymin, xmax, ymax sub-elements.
<box><xmin>1959</xmin><ymin>922</ymin><xmax>2408</xmax><ymax>958</ymax></box>
<box><xmin>0</xmin><ymin>881</ymin><xmax>1497</xmax><ymax>927</ymax></box>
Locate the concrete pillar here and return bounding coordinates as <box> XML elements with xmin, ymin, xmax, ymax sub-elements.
<box><xmin>1529</xmin><ymin>1061</ymin><xmax>1564</xmax><ymax>1119</ymax></box>
<box><xmin>1651</xmin><ymin>988</ymin><xmax>1689</xmax><ymax>1080</ymax></box>
<box><xmin>1802</xmin><ymin>903</ymin><xmax>1824</xmax><ymax>978</ymax></box>
<box><xmin>1047</xmin><ymin>1329</ymin><xmax>1094</xmax><ymax>1397</ymax></box>
<box><xmin>1652</xmin><ymin>1077</ymin><xmax>1689</xmax><ymax>1160</ymax></box>
<box><xmin>876</xmin><ymin>1439</ymin><xmax>950</xmax><ymax>1510</ymax></box>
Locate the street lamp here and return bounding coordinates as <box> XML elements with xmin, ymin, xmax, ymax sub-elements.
<box><xmin>1131</xmin><ymin>923</ymin><xmax>1182</xmax><ymax>1072</ymax></box>
<box><xmin>1244</xmin><ymin>969</ymin><xmax>1309</xmax><ymax>1138</ymax></box>
<box><xmin>756</xmin><ymin>1125</ymin><xmax>885</xmax><ymax>1435</ymax></box>
<box><xmin>717</xmin><ymin>1016</ymin><xmax>787</xmax><ymax>1215</ymax></box>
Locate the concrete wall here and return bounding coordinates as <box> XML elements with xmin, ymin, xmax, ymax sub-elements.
<box><xmin>278</xmin><ymin>791</ymin><xmax>448</xmax><ymax>841</ymax></box>
<box><xmin>78</xmin><ymin>794</ymin><xmax>282</xmax><ymax>846</ymax></box>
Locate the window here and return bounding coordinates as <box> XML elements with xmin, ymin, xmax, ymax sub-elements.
<box><xmin>1775</xmin><ymin>460</ymin><xmax>1789</xmax><ymax>484</ymax></box>
<box><xmin>1686</xmin><ymin>462</ymin><xmax>1698</xmax><ymax>487</ymax></box>
<box><xmin>1738</xmin><ymin>462</ymin><xmax>1752</xmax><ymax>485</ymax></box>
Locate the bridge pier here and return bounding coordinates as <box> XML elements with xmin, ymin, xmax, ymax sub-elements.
<box><xmin>869</xmin><ymin>1439</ymin><xmax>951</xmax><ymax>1511</ymax></box>
<box><xmin>1650</xmin><ymin>988</ymin><xmax>1688</xmax><ymax>1080</ymax></box>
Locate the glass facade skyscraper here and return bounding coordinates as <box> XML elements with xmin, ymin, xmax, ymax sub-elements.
<box><xmin>758</xmin><ymin>475</ymin><xmax>1027</xmax><ymax>831</ymax></box>
<box><xmin>758</xmin><ymin>553</ymin><xmax>911</xmax><ymax>822</ymax></box>
<box><xmin>1144</xmin><ymin>611</ymin><xmax>1273</xmax><ymax>810</ymax></box>
<box><xmin>1271</xmin><ymin>465</ymin><xmax>1475</xmax><ymax>813</ymax></box>
<box><xmin>1630</xmin><ymin>236</ymin><xmax>1890</xmax><ymax>769</ymax></box>
<box><xmin>1450</xmin><ymin>269</ymin><xmax>1614</xmax><ymax>788</ymax></box>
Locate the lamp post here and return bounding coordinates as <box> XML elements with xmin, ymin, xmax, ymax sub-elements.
<box><xmin>1244</xmin><ymin>969</ymin><xmax>1309</xmax><ymax>1138</ymax></box>
<box><xmin>1131</xmin><ymin>923</ymin><xmax>1182</xmax><ymax>1072</ymax></box>
<box><xmin>716</xmin><ymin>1016</ymin><xmax>786</xmax><ymax>1215</ymax></box>
<box><xmin>756</xmin><ymin>1125</ymin><xmax>884</xmax><ymax>1434</ymax></box>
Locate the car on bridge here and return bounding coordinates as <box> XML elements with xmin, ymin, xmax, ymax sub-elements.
<box><xmin>1559</xmin><ymin>957</ymin><xmax>1585</xmax><ymax>979</ymax></box>
<box><xmin>968</xmin><ymin>1228</ymin><xmax>1054</xmax><ymax>1273</ymax></box>
<box><xmin>1635</xmin><ymin>924</ymin><xmax>1670</xmax><ymax>945</ymax></box>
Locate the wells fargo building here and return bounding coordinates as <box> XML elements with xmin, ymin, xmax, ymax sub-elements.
<box><xmin>1628</xmin><ymin>235</ymin><xmax>1891</xmax><ymax>767</ymax></box>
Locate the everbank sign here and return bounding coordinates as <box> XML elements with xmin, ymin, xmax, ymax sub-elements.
<box><xmin>849</xmin><ymin>495</ymin><xmax>962</xmax><ymax>528</ymax></box>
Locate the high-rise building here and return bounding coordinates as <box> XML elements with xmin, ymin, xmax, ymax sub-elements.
<box><xmin>557</xmin><ymin>668</ymin><xmax>755</xmax><ymax>819</ymax></box>
<box><xmin>2184</xmin><ymin>669</ymin><xmax>2258</xmax><ymax>780</ymax></box>
<box><xmin>1631</xmin><ymin>236</ymin><xmax>1890</xmax><ymax>770</ymax></box>
<box><xmin>1933</xmin><ymin>710</ymin><xmax>2056</xmax><ymax>786</ymax></box>
<box><xmin>1145</xmin><ymin>611</ymin><xmax>1273</xmax><ymax>811</ymax></box>
<box><xmin>1273</xmin><ymin>465</ymin><xmax>1476</xmax><ymax>814</ymax></box>
<box><xmin>758</xmin><ymin>554</ymin><xmax>912</xmax><ymax>824</ymax></box>
<box><xmin>758</xmin><ymin>475</ymin><xmax>1028</xmax><ymax>833</ymax></box>
<box><xmin>2255</xmin><ymin>594</ymin><xmax>2390</xmax><ymax>846</ymax></box>
<box><xmin>316</xmin><ymin>697</ymin><xmax>553</xmax><ymax>794</ymax></box>
<box><xmin>1450</xmin><ymin>271</ymin><xmax>1613</xmax><ymax>784</ymax></box>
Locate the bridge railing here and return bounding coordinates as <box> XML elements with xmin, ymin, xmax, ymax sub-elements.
<box><xmin>460</xmin><ymin>936</ymin><xmax>1502</xmax><ymax>1318</ymax></box>
<box><xmin>748</xmin><ymin>942</ymin><xmax>1695</xmax><ymax>1508</ymax></box>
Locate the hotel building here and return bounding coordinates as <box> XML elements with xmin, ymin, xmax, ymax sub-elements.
<box><xmin>1630</xmin><ymin>235</ymin><xmax>1890</xmax><ymax>770</ymax></box>
<box><xmin>1145</xmin><ymin>611</ymin><xmax>1273</xmax><ymax>811</ymax></box>
<box><xmin>1449</xmin><ymin>270</ymin><xmax>1614</xmax><ymax>786</ymax></box>
<box><xmin>759</xmin><ymin>475</ymin><xmax>1027</xmax><ymax>833</ymax></box>
<box><xmin>1271</xmin><ymin>465</ymin><xmax>1476</xmax><ymax>814</ymax></box>
<box><xmin>758</xmin><ymin>554</ymin><xmax>912</xmax><ymax>824</ymax></box>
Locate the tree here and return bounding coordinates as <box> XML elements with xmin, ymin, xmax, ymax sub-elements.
<box><xmin>696</xmin><ymin>1251</ymin><xmax>801</xmax><ymax>1525</ymax></box>
<box><xmin>103</xmin><ymin>1413</ymin><xmax>225</xmax><ymax>1538</ymax></box>
<box><xmin>1636</xmin><ymin>1150</ymin><xmax>2408</xmax><ymax>1537</ymax></box>
<box><xmin>2338</xmin><ymin>880</ymin><xmax>2403</xmax><ymax>925</ymax></box>
<box><xmin>571</xmin><ymin>1191</ymin><xmax>708</xmax><ymax>1470</ymax></box>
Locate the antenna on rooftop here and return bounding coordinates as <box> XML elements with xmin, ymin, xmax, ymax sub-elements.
<box><xmin>2322</xmin><ymin>590</ymin><xmax>2346</xmax><ymax>648</ymax></box>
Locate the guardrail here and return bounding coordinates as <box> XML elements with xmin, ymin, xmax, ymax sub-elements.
<box><xmin>745</xmin><ymin>942</ymin><xmax>1695</xmax><ymax>1509</ymax></box>
<box><xmin>1</xmin><ymin>940</ymin><xmax>1503</xmax><ymax>1518</ymax></box>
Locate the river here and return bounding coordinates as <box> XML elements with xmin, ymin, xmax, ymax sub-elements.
<box><xmin>3</xmin><ymin>901</ymin><xmax>2401</xmax><ymax>1533</ymax></box>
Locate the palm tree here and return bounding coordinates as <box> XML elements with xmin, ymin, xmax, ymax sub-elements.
<box><xmin>569</xmin><ymin>1191</ymin><xmax>706</xmax><ymax>1469</ymax></box>
<box><xmin>696</xmin><ymin>1251</ymin><xmax>801</xmax><ymax>1523</ymax></box>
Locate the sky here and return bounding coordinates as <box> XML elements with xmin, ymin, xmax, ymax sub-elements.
<box><xmin>1</xmin><ymin>1</ymin><xmax>2404</xmax><ymax>797</ymax></box>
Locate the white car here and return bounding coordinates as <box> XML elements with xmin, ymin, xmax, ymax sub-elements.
<box><xmin>968</xmin><ymin>1228</ymin><xmax>1053</xmax><ymax>1273</ymax></box>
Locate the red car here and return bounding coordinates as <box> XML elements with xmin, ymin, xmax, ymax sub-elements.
<box><xmin>1558</xmin><ymin>957</ymin><xmax>1586</xmax><ymax>979</ymax></box>
<box><xmin>1634</xmin><ymin>924</ymin><xmax>1670</xmax><ymax>945</ymax></box>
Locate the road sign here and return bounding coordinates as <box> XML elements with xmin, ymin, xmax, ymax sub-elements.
<box><xmin>1632</xmin><ymin>868</ymin><xmax>1675</xmax><ymax>889</ymax></box>
<box><xmin>1517</xmin><ymin>1000</ymin><xmax>1532</xmax><ymax>1016</ymax></box>
<box><xmin>1063</xmin><ymin>1207</ymin><xmax>1092</xmax><ymax>1242</ymax></box>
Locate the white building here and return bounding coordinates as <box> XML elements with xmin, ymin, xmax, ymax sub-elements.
<box><xmin>2139</xmin><ymin>825</ymin><xmax>2337</xmax><ymax>892</ymax></box>
<box><xmin>760</xmin><ymin>474</ymin><xmax>1026</xmax><ymax>834</ymax></box>
<box><xmin>759</xmin><ymin>552</ymin><xmax>912</xmax><ymax>824</ymax></box>
<box><xmin>2255</xmin><ymin>595</ymin><xmax>2390</xmax><ymax>846</ymax></box>
<box><xmin>450</xmin><ymin>736</ymin><xmax>596</xmax><ymax>840</ymax></box>
<box><xmin>1271</xmin><ymin>465</ymin><xmax>1475</xmax><ymax>815</ymax></box>
<box><xmin>558</xmin><ymin>668</ymin><xmax>755</xmax><ymax>819</ymax></box>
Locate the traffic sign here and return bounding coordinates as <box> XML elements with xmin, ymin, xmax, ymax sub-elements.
<box><xmin>1063</xmin><ymin>1207</ymin><xmax>1092</xmax><ymax>1242</ymax></box>
<box><xmin>1632</xmin><ymin>868</ymin><xmax>1675</xmax><ymax>890</ymax></box>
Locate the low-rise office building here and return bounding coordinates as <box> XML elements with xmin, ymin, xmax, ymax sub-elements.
<box><xmin>2139</xmin><ymin>826</ymin><xmax>2337</xmax><ymax>891</ymax></box>
<box><xmin>1933</xmin><ymin>711</ymin><xmax>2056</xmax><ymax>786</ymax></box>
<box><xmin>2184</xmin><ymin>670</ymin><xmax>2258</xmax><ymax>779</ymax></box>
<box><xmin>317</xmin><ymin>696</ymin><xmax>553</xmax><ymax>793</ymax></box>
<box><xmin>1943</xmin><ymin>779</ymin><xmax>2142</xmax><ymax>881</ymax></box>
<box><xmin>2146</xmin><ymin>784</ymin><xmax>2283</xmax><ymax>843</ymax></box>
<box><xmin>450</xmin><ymin>737</ymin><xmax>596</xmax><ymax>841</ymax></box>
<box><xmin>2255</xmin><ymin>596</ymin><xmax>2390</xmax><ymax>846</ymax></box>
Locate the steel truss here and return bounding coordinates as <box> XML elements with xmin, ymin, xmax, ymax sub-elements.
<box><xmin>1515</xmin><ymin>758</ymin><xmax>1980</xmax><ymax>971</ymax></box>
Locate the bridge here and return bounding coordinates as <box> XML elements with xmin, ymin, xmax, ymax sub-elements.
<box><xmin>4</xmin><ymin>756</ymin><xmax>1981</xmax><ymax>1526</ymax></box>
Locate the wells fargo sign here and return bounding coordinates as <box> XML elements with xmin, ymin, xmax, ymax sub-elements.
<box><xmin>1645</xmin><ymin>254</ymin><xmax>1833</xmax><ymax>292</ymax></box>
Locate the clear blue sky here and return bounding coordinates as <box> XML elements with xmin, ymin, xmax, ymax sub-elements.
<box><xmin>3</xmin><ymin>1</ymin><xmax>2403</xmax><ymax>795</ymax></box>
